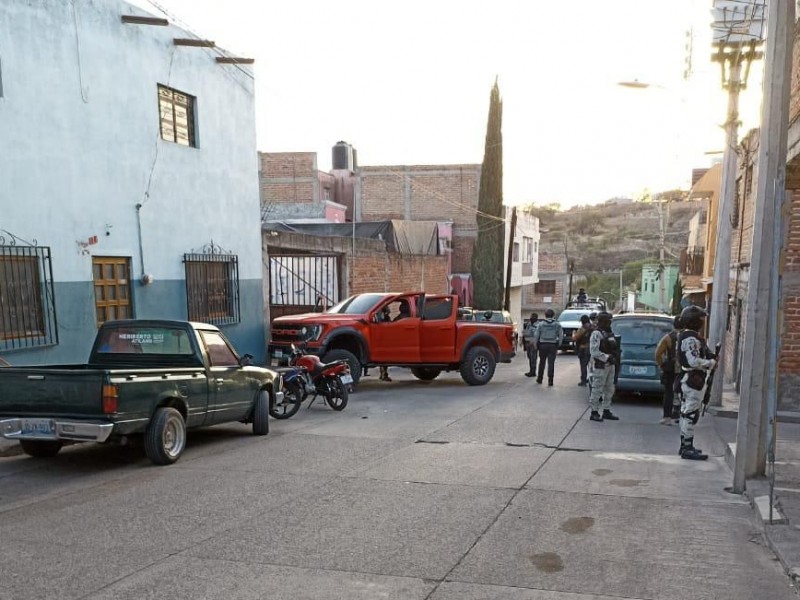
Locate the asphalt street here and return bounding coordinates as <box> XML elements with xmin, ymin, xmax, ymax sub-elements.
<box><xmin>0</xmin><ymin>354</ymin><xmax>797</xmax><ymax>600</ymax></box>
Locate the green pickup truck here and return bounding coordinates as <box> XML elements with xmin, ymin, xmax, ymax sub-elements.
<box><xmin>0</xmin><ymin>320</ymin><xmax>283</xmax><ymax>465</ymax></box>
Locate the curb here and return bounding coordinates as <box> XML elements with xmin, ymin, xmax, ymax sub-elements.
<box><xmin>707</xmin><ymin>406</ymin><xmax>800</xmax><ymax>424</ymax></box>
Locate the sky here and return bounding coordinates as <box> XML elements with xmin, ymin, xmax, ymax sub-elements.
<box><xmin>131</xmin><ymin>0</ymin><xmax>766</xmax><ymax>207</ymax></box>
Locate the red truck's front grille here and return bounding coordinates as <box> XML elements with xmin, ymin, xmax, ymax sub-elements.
<box><xmin>271</xmin><ymin>325</ymin><xmax>304</xmax><ymax>342</ymax></box>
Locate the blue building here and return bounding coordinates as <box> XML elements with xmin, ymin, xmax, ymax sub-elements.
<box><xmin>0</xmin><ymin>0</ymin><xmax>266</xmax><ymax>364</ymax></box>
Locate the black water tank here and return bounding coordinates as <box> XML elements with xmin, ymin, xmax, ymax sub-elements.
<box><xmin>332</xmin><ymin>141</ymin><xmax>352</xmax><ymax>170</ymax></box>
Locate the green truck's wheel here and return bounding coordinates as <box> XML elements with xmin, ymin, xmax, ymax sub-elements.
<box><xmin>253</xmin><ymin>389</ymin><xmax>270</xmax><ymax>434</ymax></box>
<box><xmin>144</xmin><ymin>407</ymin><xmax>186</xmax><ymax>465</ymax></box>
<box><xmin>19</xmin><ymin>439</ymin><xmax>63</xmax><ymax>458</ymax></box>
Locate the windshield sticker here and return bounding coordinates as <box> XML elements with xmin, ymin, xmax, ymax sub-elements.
<box><xmin>118</xmin><ymin>333</ymin><xmax>165</xmax><ymax>344</ymax></box>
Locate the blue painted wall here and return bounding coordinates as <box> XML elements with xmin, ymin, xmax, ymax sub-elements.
<box><xmin>1</xmin><ymin>0</ymin><xmax>266</xmax><ymax>366</ymax></box>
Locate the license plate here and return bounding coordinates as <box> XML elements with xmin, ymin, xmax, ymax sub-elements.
<box><xmin>21</xmin><ymin>418</ymin><xmax>55</xmax><ymax>436</ymax></box>
<box><xmin>628</xmin><ymin>366</ymin><xmax>649</xmax><ymax>376</ymax></box>
<box><xmin>339</xmin><ymin>374</ymin><xmax>353</xmax><ymax>385</ymax></box>
<box><xmin>273</xmin><ymin>349</ymin><xmax>283</xmax><ymax>358</ymax></box>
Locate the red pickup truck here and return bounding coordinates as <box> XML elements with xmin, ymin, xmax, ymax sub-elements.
<box><xmin>269</xmin><ymin>293</ymin><xmax>515</xmax><ymax>386</ymax></box>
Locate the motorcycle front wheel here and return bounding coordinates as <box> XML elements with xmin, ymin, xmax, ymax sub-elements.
<box><xmin>325</xmin><ymin>376</ymin><xmax>349</xmax><ymax>411</ymax></box>
<box><xmin>270</xmin><ymin>380</ymin><xmax>303</xmax><ymax>419</ymax></box>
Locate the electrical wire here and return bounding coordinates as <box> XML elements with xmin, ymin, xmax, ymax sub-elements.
<box><xmin>71</xmin><ymin>0</ymin><xmax>89</xmax><ymax>103</ymax></box>
<box><xmin>142</xmin><ymin>0</ymin><xmax>255</xmax><ymax>96</ymax></box>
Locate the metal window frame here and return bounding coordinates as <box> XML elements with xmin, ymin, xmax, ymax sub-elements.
<box><xmin>268</xmin><ymin>254</ymin><xmax>340</xmax><ymax>309</ymax></box>
<box><xmin>534</xmin><ymin>279</ymin><xmax>556</xmax><ymax>295</ymax></box>
<box><xmin>0</xmin><ymin>245</ymin><xmax>58</xmax><ymax>351</ymax></box>
<box><xmin>183</xmin><ymin>253</ymin><xmax>240</xmax><ymax>325</ymax></box>
<box><xmin>158</xmin><ymin>84</ymin><xmax>197</xmax><ymax>148</ymax></box>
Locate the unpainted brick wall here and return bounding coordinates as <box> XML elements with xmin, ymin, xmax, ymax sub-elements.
<box><xmin>790</xmin><ymin>20</ymin><xmax>800</xmax><ymax>125</ymax></box>
<box><xmin>780</xmin><ymin>191</ymin><xmax>800</xmax><ymax>384</ymax></box>
<box><xmin>351</xmin><ymin>254</ymin><xmax>448</xmax><ymax>296</ymax></box>
<box><xmin>358</xmin><ymin>164</ymin><xmax>481</xmax><ymax>272</ymax></box>
<box><xmin>358</xmin><ymin>165</ymin><xmax>480</xmax><ymax>226</ymax></box>
<box><xmin>259</xmin><ymin>152</ymin><xmax>317</xmax><ymax>205</ymax></box>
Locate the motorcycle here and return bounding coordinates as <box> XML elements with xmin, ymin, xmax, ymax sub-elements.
<box><xmin>269</xmin><ymin>344</ymin><xmax>351</xmax><ymax>419</ymax></box>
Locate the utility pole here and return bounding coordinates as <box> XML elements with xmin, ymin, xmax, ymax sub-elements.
<box><xmin>658</xmin><ymin>198</ymin><xmax>667</xmax><ymax>313</ymax></box>
<box><xmin>733</xmin><ymin>0</ymin><xmax>793</xmax><ymax>493</ymax></box>
<box><xmin>504</xmin><ymin>206</ymin><xmax>517</xmax><ymax>312</ymax></box>
<box><xmin>707</xmin><ymin>12</ymin><xmax>763</xmax><ymax>406</ymax></box>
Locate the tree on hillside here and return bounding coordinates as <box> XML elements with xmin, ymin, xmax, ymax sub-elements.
<box><xmin>471</xmin><ymin>79</ymin><xmax>504</xmax><ymax>309</ymax></box>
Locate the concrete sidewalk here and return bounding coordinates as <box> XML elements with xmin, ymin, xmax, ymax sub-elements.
<box><xmin>709</xmin><ymin>383</ymin><xmax>800</xmax><ymax>583</ymax></box>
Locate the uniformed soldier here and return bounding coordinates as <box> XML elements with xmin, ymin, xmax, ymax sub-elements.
<box><xmin>588</xmin><ymin>312</ymin><xmax>620</xmax><ymax>422</ymax></box>
<box><xmin>677</xmin><ymin>305</ymin><xmax>715</xmax><ymax>460</ymax></box>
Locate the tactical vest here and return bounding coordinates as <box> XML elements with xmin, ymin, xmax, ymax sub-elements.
<box><xmin>677</xmin><ymin>329</ymin><xmax>708</xmax><ymax>370</ymax></box>
<box><xmin>598</xmin><ymin>330</ymin><xmax>617</xmax><ymax>355</ymax></box>
<box><xmin>537</xmin><ymin>320</ymin><xmax>560</xmax><ymax>344</ymax></box>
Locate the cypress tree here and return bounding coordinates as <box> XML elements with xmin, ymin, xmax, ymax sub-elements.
<box><xmin>471</xmin><ymin>79</ymin><xmax>504</xmax><ymax>310</ymax></box>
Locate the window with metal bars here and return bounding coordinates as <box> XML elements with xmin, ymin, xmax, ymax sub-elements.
<box><xmin>534</xmin><ymin>280</ymin><xmax>556</xmax><ymax>294</ymax></box>
<box><xmin>0</xmin><ymin>246</ymin><xmax>58</xmax><ymax>349</ymax></box>
<box><xmin>92</xmin><ymin>257</ymin><xmax>133</xmax><ymax>326</ymax></box>
<box><xmin>184</xmin><ymin>254</ymin><xmax>240</xmax><ymax>325</ymax></box>
<box><xmin>158</xmin><ymin>84</ymin><xmax>196</xmax><ymax>147</ymax></box>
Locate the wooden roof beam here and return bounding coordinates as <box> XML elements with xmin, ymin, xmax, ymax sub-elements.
<box><xmin>174</xmin><ymin>38</ymin><xmax>216</xmax><ymax>48</ymax></box>
<box><xmin>121</xmin><ymin>15</ymin><xmax>169</xmax><ymax>26</ymax></box>
<box><xmin>216</xmin><ymin>57</ymin><xmax>255</xmax><ymax>65</ymax></box>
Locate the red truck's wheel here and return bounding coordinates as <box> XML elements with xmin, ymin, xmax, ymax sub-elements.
<box><xmin>410</xmin><ymin>367</ymin><xmax>441</xmax><ymax>381</ymax></box>
<box><xmin>460</xmin><ymin>347</ymin><xmax>496</xmax><ymax>386</ymax></box>
<box><xmin>19</xmin><ymin>439</ymin><xmax>63</xmax><ymax>458</ymax></box>
<box><xmin>323</xmin><ymin>349</ymin><xmax>361</xmax><ymax>385</ymax></box>
<box><xmin>144</xmin><ymin>407</ymin><xmax>186</xmax><ymax>465</ymax></box>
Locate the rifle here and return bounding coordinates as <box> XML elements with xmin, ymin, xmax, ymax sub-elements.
<box><xmin>701</xmin><ymin>343</ymin><xmax>722</xmax><ymax>416</ymax></box>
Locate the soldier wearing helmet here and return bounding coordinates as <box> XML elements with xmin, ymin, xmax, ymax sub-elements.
<box><xmin>588</xmin><ymin>311</ymin><xmax>620</xmax><ymax>422</ymax></box>
<box><xmin>676</xmin><ymin>305</ymin><xmax>715</xmax><ymax>460</ymax></box>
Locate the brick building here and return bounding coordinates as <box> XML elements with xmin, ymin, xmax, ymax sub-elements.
<box><xmin>696</xmin><ymin>21</ymin><xmax>800</xmax><ymax>411</ymax></box>
<box><xmin>259</xmin><ymin>151</ymin><xmax>348</xmax><ymax>223</ymax></box>
<box><xmin>524</xmin><ymin>253</ymin><xmax>569</xmax><ymax>315</ymax></box>
<box><xmin>356</xmin><ymin>164</ymin><xmax>481</xmax><ymax>273</ymax></box>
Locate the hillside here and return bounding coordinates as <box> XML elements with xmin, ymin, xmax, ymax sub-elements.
<box><xmin>528</xmin><ymin>199</ymin><xmax>703</xmax><ymax>290</ymax></box>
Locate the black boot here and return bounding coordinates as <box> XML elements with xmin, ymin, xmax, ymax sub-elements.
<box><xmin>680</xmin><ymin>438</ymin><xmax>708</xmax><ymax>461</ymax></box>
<box><xmin>536</xmin><ymin>377</ymin><xmax>542</xmax><ymax>384</ymax></box>
<box><xmin>678</xmin><ymin>436</ymin><xmax>703</xmax><ymax>456</ymax></box>
<box><xmin>602</xmin><ymin>409</ymin><xmax>619</xmax><ymax>421</ymax></box>
<box><xmin>548</xmin><ymin>379</ymin><xmax>554</xmax><ymax>387</ymax></box>
<box><xmin>590</xmin><ymin>411</ymin><xmax>603</xmax><ymax>422</ymax></box>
